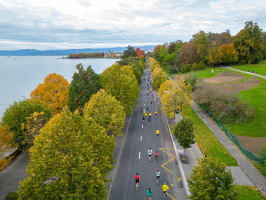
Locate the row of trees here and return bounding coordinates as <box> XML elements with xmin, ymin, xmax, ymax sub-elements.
<box><xmin>1</xmin><ymin>47</ymin><xmax>145</xmax><ymax>199</ymax></box>
<box><xmin>149</xmin><ymin>58</ymin><xmax>238</xmax><ymax>199</ymax></box>
<box><xmin>153</xmin><ymin>21</ymin><xmax>266</xmax><ymax>74</ymax></box>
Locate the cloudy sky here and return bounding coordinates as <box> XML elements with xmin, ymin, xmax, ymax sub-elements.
<box><xmin>0</xmin><ymin>0</ymin><xmax>265</xmax><ymax>50</ymax></box>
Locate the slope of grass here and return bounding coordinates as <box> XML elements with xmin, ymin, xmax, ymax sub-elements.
<box><xmin>232</xmin><ymin>60</ymin><xmax>266</xmax><ymax>76</ymax></box>
<box><xmin>235</xmin><ymin>185</ymin><xmax>266</xmax><ymax>200</ymax></box>
<box><xmin>187</xmin><ymin>106</ymin><xmax>238</xmax><ymax>166</ymax></box>
<box><xmin>188</xmin><ymin>67</ymin><xmax>228</xmax><ymax>79</ymax></box>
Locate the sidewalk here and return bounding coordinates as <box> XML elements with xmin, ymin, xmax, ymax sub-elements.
<box><xmin>224</xmin><ymin>67</ymin><xmax>266</xmax><ymax>80</ymax></box>
<box><xmin>191</xmin><ymin>102</ymin><xmax>266</xmax><ymax>195</ymax></box>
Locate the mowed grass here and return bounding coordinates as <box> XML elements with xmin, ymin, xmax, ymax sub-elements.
<box><xmin>232</xmin><ymin>60</ymin><xmax>266</xmax><ymax>76</ymax></box>
<box><xmin>187</xmin><ymin>106</ymin><xmax>238</xmax><ymax>166</ymax></box>
<box><xmin>235</xmin><ymin>185</ymin><xmax>266</xmax><ymax>200</ymax></box>
<box><xmin>224</xmin><ymin>74</ymin><xmax>266</xmax><ymax>137</ymax></box>
<box><xmin>188</xmin><ymin>67</ymin><xmax>228</xmax><ymax>79</ymax></box>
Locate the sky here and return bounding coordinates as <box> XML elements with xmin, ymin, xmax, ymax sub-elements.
<box><xmin>0</xmin><ymin>0</ymin><xmax>265</xmax><ymax>50</ymax></box>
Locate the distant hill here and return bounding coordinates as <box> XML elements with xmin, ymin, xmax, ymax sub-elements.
<box><xmin>0</xmin><ymin>46</ymin><xmax>155</xmax><ymax>56</ymax></box>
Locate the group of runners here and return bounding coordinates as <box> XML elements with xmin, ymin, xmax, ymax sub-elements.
<box><xmin>135</xmin><ymin>73</ymin><xmax>169</xmax><ymax>199</ymax></box>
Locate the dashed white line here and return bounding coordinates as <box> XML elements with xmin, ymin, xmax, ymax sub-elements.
<box><xmin>140</xmin><ymin>135</ymin><xmax>142</xmax><ymax>141</ymax></box>
<box><xmin>142</xmin><ymin>123</ymin><xmax>143</xmax><ymax>129</ymax></box>
<box><xmin>138</xmin><ymin>152</ymin><xmax>141</xmax><ymax>159</ymax></box>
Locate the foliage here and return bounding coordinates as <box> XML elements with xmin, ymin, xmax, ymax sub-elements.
<box><xmin>1</xmin><ymin>100</ymin><xmax>51</xmax><ymax>149</ymax></box>
<box><xmin>234</xmin><ymin>185</ymin><xmax>266</xmax><ymax>200</ymax></box>
<box><xmin>219</xmin><ymin>43</ymin><xmax>238</xmax><ymax>65</ymax></box>
<box><xmin>122</xmin><ymin>46</ymin><xmax>137</xmax><ymax>58</ymax></box>
<box><xmin>174</xmin><ymin>118</ymin><xmax>195</xmax><ymax>149</ymax></box>
<box><xmin>193</xmin><ymin>30</ymin><xmax>209</xmax><ymax>63</ymax></box>
<box><xmin>177</xmin><ymin>42</ymin><xmax>200</xmax><ymax>67</ymax></box>
<box><xmin>194</xmin><ymin>86</ymin><xmax>255</xmax><ymax>123</ymax></box>
<box><xmin>149</xmin><ymin>57</ymin><xmax>161</xmax><ymax>72</ymax></box>
<box><xmin>83</xmin><ymin>89</ymin><xmax>126</xmax><ymax>135</ymax></box>
<box><xmin>152</xmin><ymin>71</ymin><xmax>168</xmax><ymax>90</ymax></box>
<box><xmin>152</xmin><ymin>45</ymin><xmax>163</xmax><ymax>59</ymax></box>
<box><xmin>31</xmin><ymin>73</ymin><xmax>69</xmax><ymax>114</ymax></box>
<box><xmin>233</xmin><ymin>21</ymin><xmax>265</xmax><ymax>64</ymax></box>
<box><xmin>158</xmin><ymin>80</ymin><xmax>176</xmax><ymax>97</ymax></box>
<box><xmin>21</xmin><ymin>112</ymin><xmax>49</xmax><ymax>145</ymax></box>
<box><xmin>191</xmin><ymin>61</ymin><xmax>206</xmax><ymax>71</ymax></box>
<box><xmin>152</xmin><ymin>67</ymin><xmax>161</xmax><ymax>78</ymax></box>
<box><xmin>0</xmin><ymin>125</ymin><xmax>15</xmax><ymax>171</ymax></box>
<box><xmin>18</xmin><ymin>110</ymin><xmax>114</xmax><ymax>200</ymax></box>
<box><xmin>136</xmin><ymin>48</ymin><xmax>144</xmax><ymax>58</ymax></box>
<box><xmin>180</xmin><ymin>63</ymin><xmax>192</xmax><ymax>73</ymax></box>
<box><xmin>188</xmin><ymin>157</ymin><xmax>237</xmax><ymax>200</ymax></box>
<box><xmin>185</xmin><ymin>75</ymin><xmax>198</xmax><ymax>91</ymax></box>
<box><xmin>68</xmin><ymin>52</ymin><xmax>104</xmax><ymax>59</ymax></box>
<box><xmin>68</xmin><ymin>64</ymin><xmax>101</xmax><ymax>112</ymax></box>
<box><xmin>258</xmin><ymin>146</ymin><xmax>266</xmax><ymax>175</ymax></box>
<box><xmin>5</xmin><ymin>192</ymin><xmax>18</xmax><ymax>200</ymax></box>
<box><xmin>100</xmin><ymin>63</ymin><xmax>139</xmax><ymax>114</ymax></box>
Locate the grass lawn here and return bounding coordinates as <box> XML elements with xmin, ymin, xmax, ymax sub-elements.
<box><xmin>186</xmin><ymin>106</ymin><xmax>238</xmax><ymax>166</ymax></box>
<box><xmin>235</xmin><ymin>185</ymin><xmax>266</xmax><ymax>200</ymax></box>
<box><xmin>224</xmin><ymin>75</ymin><xmax>266</xmax><ymax>137</ymax></box>
<box><xmin>188</xmin><ymin>67</ymin><xmax>228</xmax><ymax>79</ymax></box>
<box><xmin>232</xmin><ymin>60</ymin><xmax>266</xmax><ymax>76</ymax></box>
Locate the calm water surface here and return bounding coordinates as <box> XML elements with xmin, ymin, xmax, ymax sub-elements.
<box><xmin>0</xmin><ymin>56</ymin><xmax>119</xmax><ymax>119</ymax></box>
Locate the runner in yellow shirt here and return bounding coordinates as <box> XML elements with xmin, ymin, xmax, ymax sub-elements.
<box><xmin>162</xmin><ymin>182</ymin><xmax>169</xmax><ymax>199</ymax></box>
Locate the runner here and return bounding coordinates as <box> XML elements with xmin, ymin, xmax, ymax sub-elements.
<box><xmin>135</xmin><ymin>173</ymin><xmax>140</xmax><ymax>190</ymax></box>
<box><xmin>156</xmin><ymin>169</ymin><xmax>160</xmax><ymax>184</ymax></box>
<box><xmin>154</xmin><ymin>111</ymin><xmax>158</xmax><ymax>117</ymax></box>
<box><xmin>149</xmin><ymin>112</ymin><xmax>152</xmax><ymax>118</ymax></box>
<box><xmin>162</xmin><ymin>182</ymin><xmax>169</xmax><ymax>199</ymax></box>
<box><xmin>140</xmin><ymin>106</ymin><xmax>143</xmax><ymax>112</ymax></box>
<box><xmin>145</xmin><ymin>112</ymin><xmax>147</xmax><ymax>118</ymax></box>
<box><xmin>143</xmin><ymin>116</ymin><xmax>145</xmax><ymax>122</ymax></box>
<box><xmin>154</xmin><ymin>151</ymin><xmax>158</xmax><ymax>161</ymax></box>
<box><xmin>156</xmin><ymin>129</ymin><xmax>159</xmax><ymax>136</ymax></box>
<box><xmin>148</xmin><ymin>148</ymin><xmax>153</xmax><ymax>161</ymax></box>
<box><xmin>146</xmin><ymin>187</ymin><xmax>152</xmax><ymax>200</ymax></box>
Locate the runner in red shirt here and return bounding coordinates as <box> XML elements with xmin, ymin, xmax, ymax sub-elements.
<box><xmin>154</xmin><ymin>151</ymin><xmax>158</xmax><ymax>160</ymax></box>
<box><xmin>135</xmin><ymin>172</ymin><xmax>140</xmax><ymax>190</ymax></box>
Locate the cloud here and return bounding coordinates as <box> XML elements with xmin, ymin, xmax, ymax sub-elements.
<box><xmin>0</xmin><ymin>0</ymin><xmax>265</xmax><ymax>50</ymax></box>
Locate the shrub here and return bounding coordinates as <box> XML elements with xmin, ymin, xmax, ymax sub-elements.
<box><xmin>194</xmin><ymin>87</ymin><xmax>255</xmax><ymax>122</ymax></box>
<box><xmin>5</xmin><ymin>192</ymin><xmax>18</xmax><ymax>200</ymax></box>
<box><xmin>185</xmin><ymin>75</ymin><xmax>198</xmax><ymax>91</ymax></box>
<box><xmin>179</xmin><ymin>64</ymin><xmax>192</xmax><ymax>73</ymax></box>
<box><xmin>174</xmin><ymin>118</ymin><xmax>195</xmax><ymax>149</ymax></box>
<box><xmin>192</xmin><ymin>61</ymin><xmax>206</xmax><ymax>71</ymax></box>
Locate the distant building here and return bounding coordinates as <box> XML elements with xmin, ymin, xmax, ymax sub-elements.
<box><xmin>104</xmin><ymin>51</ymin><xmax>123</xmax><ymax>58</ymax></box>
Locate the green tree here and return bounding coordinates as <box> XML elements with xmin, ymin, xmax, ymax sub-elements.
<box><xmin>100</xmin><ymin>63</ymin><xmax>139</xmax><ymax>114</ymax></box>
<box><xmin>83</xmin><ymin>89</ymin><xmax>126</xmax><ymax>135</ymax></box>
<box><xmin>177</xmin><ymin>42</ymin><xmax>201</xmax><ymax>67</ymax></box>
<box><xmin>188</xmin><ymin>157</ymin><xmax>237</xmax><ymax>200</ymax></box>
<box><xmin>18</xmin><ymin>110</ymin><xmax>114</xmax><ymax>200</ymax></box>
<box><xmin>233</xmin><ymin>21</ymin><xmax>264</xmax><ymax>63</ymax></box>
<box><xmin>174</xmin><ymin>118</ymin><xmax>194</xmax><ymax>149</ymax></box>
<box><xmin>152</xmin><ymin>71</ymin><xmax>169</xmax><ymax>90</ymax></box>
<box><xmin>193</xmin><ymin>30</ymin><xmax>209</xmax><ymax>63</ymax></box>
<box><xmin>68</xmin><ymin>64</ymin><xmax>101</xmax><ymax>112</ymax></box>
<box><xmin>122</xmin><ymin>46</ymin><xmax>137</xmax><ymax>58</ymax></box>
<box><xmin>1</xmin><ymin>100</ymin><xmax>51</xmax><ymax>149</ymax></box>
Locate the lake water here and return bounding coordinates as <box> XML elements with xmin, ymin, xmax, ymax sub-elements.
<box><xmin>0</xmin><ymin>56</ymin><xmax>119</xmax><ymax>119</ymax></box>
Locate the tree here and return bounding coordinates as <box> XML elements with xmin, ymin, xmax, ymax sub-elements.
<box><xmin>174</xmin><ymin>118</ymin><xmax>194</xmax><ymax>149</ymax></box>
<box><xmin>193</xmin><ymin>30</ymin><xmax>209</xmax><ymax>63</ymax></box>
<box><xmin>158</xmin><ymin>80</ymin><xmax>176</xmax><ymax>97</ymax></box>
<box><xmin>0</xmin><ymin>125</ymin><xmax>16</xmax><ymax>171</ymax></box>
<box><xmin>122</xmin><ymin>46</ymin><xmax>137</xmax><ymax>58</ymax></box>
<box><xmin>233</xmin><ymin>21</ymin><xmax>264</xmax><ymax>64</ymax></box>
<box><xmin>152</xmin><ymin>45</ymin><xmax>163</xmax><ymax>59</ymax></box>
<box><xmin>152</xmin><ymin>71</ymin><xmax>168</xmax><ymax>90</ymax></box>
<box><xmin>136</xmin><ymin>48</ymin><xmax>144</xmax><ymax>58</ymax></box>
<box><xmin>83</xmin><ymin>89</ymin><xmax>126</xmax><ymax>135</ymax></box>
<box><xmin>31</xmin><ymin>73</ymin><xmax>70</xmax><ymax>114</ymax></box>
<box><xmin>219</xmin><ymin>43</ymin><xmax>238</xmax><ymax>65</ymax></box>
<box><xmin>18</xmin><ymin>110</ymin><xmax>114</xmax><ymax>200</ymax></box>
<box><xmin>1</xmin><ymin>100</ymin><xmax>51</xmax><ymax>149</ymax></box>
<box><xmin>100</xmin><ymin>63</ymin><xmax>139</xmax><ymax>114</ymax></box>
<box><xmin>188</xmin><ymin>157</ymin><xmax>237</xmax><ymax>200</ymax></box>
<box><xmin>177</xmin><ymin>42</ymin><xmax>201</xmax><ymax>67</ymax></box>
<box><xmin>68</xmin><ymin>64</ymin><xmax>101</xmax><ymax>112</ymax></box>
<box><xmin>149</xmin><ymin>57</ymin><xmax>161</xmax><ymax>72</ymax></box>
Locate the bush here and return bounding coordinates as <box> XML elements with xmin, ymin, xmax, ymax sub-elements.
<box><xmin>194</xmin><ymin>87</ymin><xmax>255</xmax><ymax>123</ymax></box>
<box><xmin>174</xmin><ymin>118</ymin><xmax>195</xmax><ymax>149</ymax></box>
<box><xmin>185</xmin><ymin>75</ymin><xmax>198</xmax><ymax>91</ymax></box>
<box><xmin>179</xmin><ymin>64</ymin><xmax>192</xmax><ymax>73</ymax></box>
<box><xmin>192</xmin><ymin>61</ymin><xmax>206</xmax><ymax>71</ymax></box>
<box><xmin>5</xmin><ymin>192</ymin><xmax>18</xmax><ymax>200</ymax></box>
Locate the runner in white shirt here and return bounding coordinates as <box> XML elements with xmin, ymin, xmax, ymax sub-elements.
<box><xmin>156</xmin><ymin>169</ymin><xmax>160</xmax><ymax>184</ymax></box>
<box><xmin>148</xmin><ymin>148</ymin><xmax>153</xmax><ymax>161</ymax></box>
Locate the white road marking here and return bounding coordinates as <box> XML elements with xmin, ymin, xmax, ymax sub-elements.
<box><xmin>142</xmin><ymin>123</ymin><xmax>144</xmax><ymax>128</ymax></box>
<box><xmin>144</xmin><ymin>103</ymin><xmax>145</xmax><ymax>106</ymax></box>
<box><xmin>140</xmin><ymin>135</ymin><xmax>142</xmax><ymax>141</ymax></box>
<box><xmin>139</xmin><ymin>152</ymin><xmax>141</xmax><ymax>159</ymax></box>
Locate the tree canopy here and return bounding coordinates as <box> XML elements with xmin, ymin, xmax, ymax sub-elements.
<box><xmin>83</xmin><ymin>89</ymin><xmax>126</xmax><ymax>135</ymax></box>
<box><xmin>174</xmin><ymin>118</ymin><xmax>195</xmax><ymax>149</ymax></box>
<box><xmin>122</xmin><ymin>46</ymin><xmax>137</xmax><ymax>58</ymax></box>
<box><xmin>68</xmin><ymin>64</ymin><xmax>101</xmax><ymax>112</ymax></box>
<box><xmin>31</xmin><ymin>73</ymin><xmax>69</xmax><ymax>114</ymax></box>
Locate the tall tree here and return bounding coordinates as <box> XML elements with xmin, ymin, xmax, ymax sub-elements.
<box><xmin>177</xmin><ymin>42</ymin><xmax>201</xmax><ymax>67</ymax></box>
<box><xmin>174</xmin><ymin>118</ymin><xmax>195</xmax><ymax>149</ymax></box>
<box><xmin>136</xmin><ymin>48</ymin><xmax>144</xmax><ymax>58</ymax></box>
<box><xmin>1</xmin><ymin>100</ymin><xmax>51</xmax><ymax>149</ymax></box>
<box><xmin>18</xmin><ymin>110</ymin><xmax>114</xmax><ymax>200</ymax></box>
<box><xmin>68</xmin><ymin>64</ymin><xmax>101</xmax><ymax>112</ymax></box>
<box><xmin>188</xmin><ymin>157</ymin><xmax>237</xmax><ymax>200</ymax></box>
<box><xmin>122</xmin><ymin>46</ymin><xmax>137</xmax><ymax>58</ymax></box>
<box><xmin>31</xmin><ymin>73</ymin><xmax>69</xmax><ymax>114</ymax></box>
<box><xmin>83</xmin><ymin>89</ymin><xmax>126</xmax><ymax>135</ymax></box>
<box><xmin>193</xmin><ymin>30</ymin><xmax>209</xmax><ymax>63</ymax></box>
<box><xmin>100</xmin><ymin>63</ymin><xmax>139</xmax><ymax>114</ymax></box>
<box><xmin>233</xmin><ymin>21</ymin><xmax>264</xmax><ymax>63</ymax></box>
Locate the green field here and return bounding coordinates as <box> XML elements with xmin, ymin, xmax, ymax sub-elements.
<box><xmin>235</xmin><ymin>185</ymin><xmax>266</xmax><ymax>200</ymax></box>
<box><xmin>187</xmin><ymin>106</ymin><xmax>238</xmax><ymax>166</ymax></box>
<box><xmin>232</xmin><ymin>60</ymin><xmax>266</xmax><ymax>76</ymax></box>
<box><xmin>188</xmin><ymin>67</ymin><xmax>228</xmax><ymax>79</ymax></box>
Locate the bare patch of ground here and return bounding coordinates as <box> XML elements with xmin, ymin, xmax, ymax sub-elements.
<box><xmin>204</xmin><ymin>71</ymin><xmax>245</xmax><ymax>83</ymax></box>
<box><xmin>233</xmin><ymin>135</ymin><xmax>266</xmax><ymax>154</ymax></box>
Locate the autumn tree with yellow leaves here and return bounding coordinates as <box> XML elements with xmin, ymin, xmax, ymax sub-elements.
<box><xmin>18</xmin><ymin>110</ymin><xmax>114</xmax><ymax>200</ymax></box>
<box><xmin>31</xmin><ymin>73</ymin><xmax>69</xmax><ymax>114</ymax></box>
<box><xmin>83</xmin><ymin>89</ymin><xmax>126</xmax><ymax>135</ymax></box>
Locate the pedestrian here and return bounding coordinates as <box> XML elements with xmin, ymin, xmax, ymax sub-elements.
<box><xmin>162</xmin><ymin>182</ymin><xmax>169</xmax><ymax>199</ymax></box>
<box><xmin>135</xmin><ymin>173</ymin><xmax>140</xmax><ymax>190</ymax></box>
<box><xmin>148</xmin><ymin>148</ymin><xmax>153</xmax><ymax>161</ymax></box>
<box><xmin>156</xmin><ymin>169</ymin><xmax>160</xmax><ymax>184</ymax></box>
<box><xmin>154</xmin><ymin>151</ymin><xmax>158</xmax><ymax>160</ymax></box>
<box><xmin>147</xmin><ymin>187</ymin><xmax>152</xmax><ymax>200</ymax></box>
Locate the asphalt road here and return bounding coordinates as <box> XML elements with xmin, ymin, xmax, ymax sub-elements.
<box><xmin>108</xmin><ymin>66</ymin><xmax>186</xmax><ymax>200</ymax></box>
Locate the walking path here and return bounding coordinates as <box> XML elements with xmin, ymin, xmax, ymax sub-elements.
<box><xmin>224</xmin><ymin>67</ymin><xmax>266</xmax><ymax>80</ymax></box>
<box><xmin>191</xmin><ymin>102</ymin><xmax>266</xmax><ymax>195</ymax></box>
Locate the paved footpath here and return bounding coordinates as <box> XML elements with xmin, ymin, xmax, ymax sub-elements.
<box><xmin>108</xmin><ymin>67</ymin><xmax>187</xmax><ymax>200</ymax></box>
<box><xmin>191</xmin><ymin>102</ymin><xmax>266</xmax><ymax>196</ymax></box>
<box><xmin>224</xmin><ymin>67</ymin><xmax>266</xmax><ymax>80</ymax></box>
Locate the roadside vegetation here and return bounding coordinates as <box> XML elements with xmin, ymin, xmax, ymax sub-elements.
<box><xmin>232</xmin><ymin>60</ymin><xmax>266</xmax><ymax>76</ymax></box>
<box><xmin>67</xmin><ymin>52</ymin><xmax>104</xmax><ymax>59</ymax></box>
